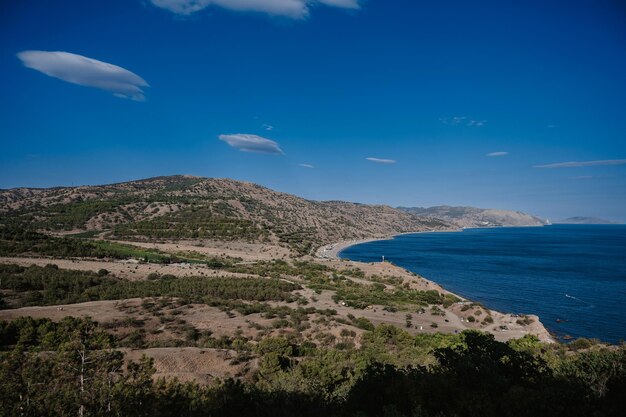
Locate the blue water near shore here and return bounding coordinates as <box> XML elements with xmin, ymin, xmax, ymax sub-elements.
<box><xmin>339</xmin><ymin>225</ymin><xmax>626</xmax><ymax>344</ymax></box>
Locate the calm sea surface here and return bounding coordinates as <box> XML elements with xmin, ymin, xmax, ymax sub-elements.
<box><xmin>339</xmin><ymin>225</ymin><xmax>626</xmax><ymax>344</ymax></box>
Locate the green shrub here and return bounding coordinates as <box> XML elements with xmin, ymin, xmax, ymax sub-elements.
<box><xmin>569</xmin><ymin>338</ymin><xmax>593</xmax><ymax>351</ymax></box>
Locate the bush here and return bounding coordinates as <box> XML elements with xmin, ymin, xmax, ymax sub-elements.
<box><xmin>255</xmin><ymin>337</ymin><xmax>293</xmax><ymax>356</ymax></box>
<box><xmin>353</xmin><ymin>317</ymin><xmax>375</xmax><ymax>331</ymax></box>
<box><xmin>569</xmin><ymin>338</ymin><xmax>593</xmax><ymax>351</ymax></box>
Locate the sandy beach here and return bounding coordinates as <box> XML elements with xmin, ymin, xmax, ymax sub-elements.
<box><xmin>316</xmin><ymin>237</ymin><xmax>385</xmax><ymax>259</ymax></box>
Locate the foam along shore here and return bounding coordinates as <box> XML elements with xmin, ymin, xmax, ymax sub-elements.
<box><xmin>316</xmin><ymin>236</ymin><xmax>556</xmax><ymax>344</ymax></box>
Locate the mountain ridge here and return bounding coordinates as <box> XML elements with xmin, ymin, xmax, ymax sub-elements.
<box><xmin>399</xmin><ymin>205</ymin><xmax>548</xmax><ymax>228</ymax></box>
<box><xmin>0</xmin><ymin>175</ymin><xmax>453</xmax><ymax>255</ymax></box>
<box><xmin>1</xmin><ymin>176</ymin><xmax>559</xmax><ymax>254</ymax></box>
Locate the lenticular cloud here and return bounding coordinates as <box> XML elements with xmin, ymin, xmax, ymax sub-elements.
<box><xmin>17</xmin><ymin>51</ymin><xmax>149</xmax><ymax>101</ymax></box>
<box><xmin>366</xmin><ymin>157</ymin><xmax>396</xmax><ymax>164</ymax></box>
<box><xmin>150</xmin><ymin>0</ymin><xmax>360</xmax><ymax>18</ymax></box>
<box><xmin>218</xmin><ymin>134</ymin><xmax>284</xmax><ymax>155</ymax></box>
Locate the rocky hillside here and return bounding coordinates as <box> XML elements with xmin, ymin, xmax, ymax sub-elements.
<box><xmin>0</xmin><ymin>175</ymin><xmax>452</xmax><ymax>254</ymax></box>
<box><xmin>399</xmin><ymin>205</ymin><xmax>547</xmax><ymax>228</ymax></box>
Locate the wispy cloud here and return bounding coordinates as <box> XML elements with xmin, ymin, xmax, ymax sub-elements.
<box><xmin>366</xmin><ymin>157</ymin><xmax>396</xmax><ymax>164</ymax></box>
<box><xmin>440</xmin><ymin>116</ymin><xmax>486</xmax><ymax>127</ymax></box>
<box><xmin>487</xmin><ymin>151</ymin><xmax>508</xmax><ymax>157</ymax></box>
<box><xmin>440</xmin><ymin>116</ymin><xmax>466</xmax><ymax>125</ymax></box>
<box><xmin>318</xmin><ymin>0</ymin><xmax>359</xmax><ymax>8</ymax></box>
<box><xmin>534</xmin><ymin>159</ymin><xmax>626</xmax><ymax>169</ymax></box>
<box><xmin>17</xmin><ymin>50</ymin><xmax>149</xmax><ymax>101</ymax></box>
<box><xmin>572</xmin><ymin>175</ymin><xmax>612</xmax><ymax>180</ymax></box>
<box><xmin>299</xmin><ymin>163</ymin><xmax>314</xmax><ymax>168</ymax></box>
<box><xmin>218</xmin><ymin>133</ymin><xmax>284</xmax><ymax>154</ymax></box>
<box><xmin>150</xmin><ymin>0</ymin><xmax>360</xmax><ymax>19</ymax></box>
<box><xmin>262</xmin><ymin>124</ymin><xmax>274</xmax><ymax>131</ymax></box>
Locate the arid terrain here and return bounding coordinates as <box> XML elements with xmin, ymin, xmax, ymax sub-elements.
<box><xmin>0</xmin><ymin>175</ymin><xmax>453</xmax><ymax>255</ymax></box>
<box><xmin>400</xmin><ymin>205</ymin><xmax>548</xmax><ymax>228</ymax></box>
<box><xmin>0</xmin><ymin>176</ymin><xmax>555</xmax><ymax>382</ymax></box>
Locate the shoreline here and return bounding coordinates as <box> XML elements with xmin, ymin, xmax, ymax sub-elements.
<box><xmin>316</xmin><ymin>227</ymin><xmax>556</xmax><ymax>344</ymax></box>
<box><xmin>316</xmin><ymin>228</ymin><xmax>464</xmax><ymax>260</ymax></box>
<box><xmin>317</xmin><ymin>225</ymin><xmax>550</xmax><ymax>261</ymax></box>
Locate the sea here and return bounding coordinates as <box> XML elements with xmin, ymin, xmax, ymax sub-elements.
<box><xmin>339</xmin><ymin>224</ymin><xmax>626</xmax><ymax>344</ymax></box>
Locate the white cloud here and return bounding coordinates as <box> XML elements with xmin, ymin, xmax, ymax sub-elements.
<box><xmin>299</xmin><ymin>163</ymin><xmax>314</xmax><ymax>168</ymax></box>
<box><xmin>534</xmin><ymin>159</ymin><xmax>626</xmax><ymax>169</ymax></box>
<box><xmin>439</xmin><ymin>116</ymin><xmax>466</xmax><ymax>125</ymax></box>
<box><xmin>17</xmin><ymin>50</ymin><xmax>148</xmax><ymax>101</ymax></box>
<box><xmin>467</xmin><ymin>119</ymin><xmax>486</xmax><ymax>127</ymax></box>
<box><xmin>487</xmin><ymin>151</ymin><xmax>508</xmax><ymax>157</ymax></box>
<box><xmin>572</xmin><ymin>175</ymin><xmax>611</xmax><ymax>180</ymax></box>
<box><xmin>318</xmin><ymin>0</ymin><xmax>359</xmax><ymax>8</ymax></box>
<box><xmin>366</xmin><ymin>157</ymin><xmax>396</xmax><ymax>164</ymax></box>
<box><xmin>218</xmin><ymin>133</ymin><xmax>284</xmax><ymax>154</ymax></box>
<box><xmin>150</xmin><ymin>0</ymin><xmax>211</xmax><ymax>14</ymax></box>
<box><xmin>440</xmin><ymin>116</ymin><xmax>486</xmax><ymax>127</ymax></box>
<box><xmin>149</xmin><ymin>0</ymin><xmax>360</xmax><ymax>18</ymax></box>
<box><xmin>263</xmin><ymin>124</ymin><xmax>274</xmax><ymax>131</ymax></box>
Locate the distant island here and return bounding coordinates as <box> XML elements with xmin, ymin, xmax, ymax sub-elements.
<box><xmin>554</xmin><ymin>217</ymin><xmax>621</xmax><ymax>225</ymax></box>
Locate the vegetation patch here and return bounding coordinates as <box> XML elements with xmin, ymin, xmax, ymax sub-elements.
<box><xmin>0</xmin><ymin>264</ymin><xmax>301</xmax><ymax>308</ymax></box>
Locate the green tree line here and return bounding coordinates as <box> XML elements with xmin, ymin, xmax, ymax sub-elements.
<box><xmin>0</xmin><ymin>264</ymin><xmax>301</xmax><ymax>308</ymax></box>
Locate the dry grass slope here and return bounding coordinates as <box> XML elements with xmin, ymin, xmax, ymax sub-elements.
<box><xmin>1</xmin><ymin>175</ymin><xmax>453</xmax><ymax>254</ymax></box>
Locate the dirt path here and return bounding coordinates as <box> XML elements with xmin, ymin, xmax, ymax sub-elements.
<box><xmin>110</xmin><ymin>240</ymin><xmax>291</xmax><ymax>261</ymax></box>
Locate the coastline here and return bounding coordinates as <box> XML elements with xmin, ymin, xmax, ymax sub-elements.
<box><xmin>316</xmin><ymin>228</ymin><xmax>556</xmax><ymax>344</ymax></box>
<box><xmin>316</xmin><ymin>237</ymin><xmax>387</xmax><ymax>260</ymax></box>
<box><xmin>316</xmin><ymin>228</ymin><xmax>463</xmax><ymax>260</ymax></box>
<box><xmin>317</xmin><ymin>225</ymin><xmax>550</xmax><ymax>261</ymax></box>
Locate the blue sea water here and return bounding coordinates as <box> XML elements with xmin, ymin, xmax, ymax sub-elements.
<box><xmin>339</xmin><ymin>225</ymin><xmax>626</xmax><ymax>344</ymax></box>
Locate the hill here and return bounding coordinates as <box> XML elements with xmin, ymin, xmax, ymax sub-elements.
<box><xmin>554</xmin><ymin>216</ymin><xmax>620</xmax><ymax>225</ymax></box>
<box><xmin>399</xmin><ymin>205</ymin><xmax>548</xmax><ymax>228</ymax></box>
<box><xmin>3</xmin><ymin>176</ymin><xmax>616</xmax><ymax>417</ymax></box>
<box><xmin>0</xmin><ymin>175</ymin><xmax>452</xmax><ymax>255</ymax></box>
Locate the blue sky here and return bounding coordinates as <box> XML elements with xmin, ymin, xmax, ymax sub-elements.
<box><xmin>1</xmin><ymin>0</ymin><xmax>625</xmax><ymax>221</ymax></box>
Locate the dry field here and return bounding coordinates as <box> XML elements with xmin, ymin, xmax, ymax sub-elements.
<box><xmin>0</xmin><ymin>237</ymin><xmax>554</xmax><ymax>382</ymax></box>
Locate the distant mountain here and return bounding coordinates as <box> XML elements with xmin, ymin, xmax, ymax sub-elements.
<box><xmin>399</xmin><ymin>205</ymin><xmax>548</xmax><ymax>228</ymax></box>
<box><xmin>554</xmin><ymin>217</ymin><xmax>620</xmax><ymax>225</ymax></box>
<box><xmin>0</xmin><ymin>175</ymin><xmax>452</xmax><ymax>255</ymax></box>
